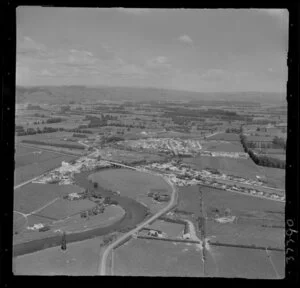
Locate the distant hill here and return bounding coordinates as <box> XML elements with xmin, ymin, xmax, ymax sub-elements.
<box><xmin>15</xmin><ymin>86</ymin><xmax>287</xmax><ymax>105</ymax></box>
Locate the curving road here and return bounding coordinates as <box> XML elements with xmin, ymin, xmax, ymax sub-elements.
<box><xmin>98</xmin><ymin>172</ymin><xmax>178</xmax><ymax>276</ymax></box>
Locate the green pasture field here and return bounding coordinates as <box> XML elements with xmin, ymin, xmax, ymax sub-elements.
<box><xmin>113</xmin><ymin>238</ymin><xmax>205</xmax><ymax>277</ymax></box>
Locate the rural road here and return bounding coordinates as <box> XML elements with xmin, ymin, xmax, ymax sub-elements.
<box><xmin>98</xmin><ymin>172</ymin><xmax>178</xmax><ymax>276</ymax></box>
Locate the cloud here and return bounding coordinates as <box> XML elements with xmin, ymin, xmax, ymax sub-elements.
<box><xmin>199</xmin><ymin>69</ymin><xmax>233</xmax><ymax>82</ymax></box>
<box><xmin>117</xmin><ymin>8</ymin><xmax>151</xmax><ymax>15</ymax></box>
<box><xmin>178</xmin><ymin>34</ymin><xmax>193</xmax><ymax>44</ymax></box>
<box><xmin>40</xmin><ymin>69</ymin><xmax>56</xmax><ymax>77</ymax></box>
<box><xmin>257</xmin><ymin>9</ymin><xmax>288</xmax><ymax>24</ymax></box>
<box><xmin>110</xmin><ymin>64</ymin><xmax>148</xmax><ymax>79</ymax></box>
<box><xmin>146</xmin><ymin>56</ymin><xmax>171</xmax><ymax>70</ymax></box>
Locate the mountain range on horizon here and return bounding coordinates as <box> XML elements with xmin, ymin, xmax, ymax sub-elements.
<box><xmin>15</xmin><ymin>85</ymin><xmax>287</xmax><ymax>105</ymax></box>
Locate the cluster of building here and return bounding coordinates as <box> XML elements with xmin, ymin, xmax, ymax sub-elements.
<box><xmin>199</xmin><ymin>151</ymin><xmax>249</xmax><ymax>159</ymax></box>
<box><xmin>139</xmin><ymin>161</ymin><xmax>285</xmax><ymax>201</ymax></box>
<box><xmin>32</xmin><ymin>156</ymin><xmax>112</xmax><ymax>185</ymax></box>
<box><xmin>120</xmin><ymin>138</ymin><xmax>202</xmax><ymax>156</ymax></box>
<box><xmin>147</xmin><ymin>190</ymin><xmax>170</xmax><ymax>202</ymax></box>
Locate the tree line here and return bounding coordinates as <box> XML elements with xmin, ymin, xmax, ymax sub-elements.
<box><xmin>240</xmin><ymin>134</ymin><xmax>285</xmax><ymax>169</ymax></box>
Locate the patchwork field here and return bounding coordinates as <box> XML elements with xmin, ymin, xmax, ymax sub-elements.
<box><xmin>13</xmin><ymin>236</ymin><xmax>105</xmax><ymax>275</ymax></box>
<box><xmin>205</xmin><ymin>245</ymin><xmax>283</xmax><ymax>278</ymax></box>
<box><xmin>113</xmin><ymin>238</ymin><xmax>205</xmax><ymax>277</ymax></box>
<box><xmin>201</xmin><ymin>185</ymin><xmax>284</xmax><ymax>248</ymax></box>
<box><xmin>14</xmin><ymin>184</ymin><xmax>82</xmax><ymax>214</ymax></box>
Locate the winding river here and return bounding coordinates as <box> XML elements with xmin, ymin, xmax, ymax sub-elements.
<box><xmin>13</xmin><ymin>168</ymin><xmax>149</xmax><ymax>257</ymax></box>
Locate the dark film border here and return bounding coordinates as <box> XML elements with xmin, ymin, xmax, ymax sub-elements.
<box><xmin>1</xmin><ymin>0</ymin><xmax>299</xmax><ymax>285</ymax></box>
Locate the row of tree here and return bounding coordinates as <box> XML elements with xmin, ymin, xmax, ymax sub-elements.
<box><xmin>21</xmin><ymin>139</ymin><xmax>85</xmax><ymax>150</ymax></box>
<box><xmin>240</xmin><ymin>134</ymin><xmax>285</xmax><ymax>169</ymax></box>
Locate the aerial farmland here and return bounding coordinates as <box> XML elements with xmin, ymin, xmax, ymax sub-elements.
<box><xmin>13</xmin><ymin>9</ymin><xmax>289</xmax><ymax>277</ymax></box>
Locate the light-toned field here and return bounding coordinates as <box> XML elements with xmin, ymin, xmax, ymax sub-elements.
<box><xmin>205</xmin><ymin>245</ymin><xmax>283</xmax><ymax>278</ymax></box>
<box><xmin>14</xmin><ymin>184</ymin><xmax>82</xmax><ymax>214</ymax></box>
<box><xmin>13</xmin><ymin>236</ymin><xmax>104</xmax><ymax>275</ymax></box>
<box><xmin>89</xmin><ymin>169</ymin><xmax>172</xmax><ymax>212</ymax></box>
<box><xmin>183</xmin><ymin>156</ymin><xmax>260</xmax><ymax>180</ymax></box>
<box><xmin>113</xmin><ymin>238</ymin><xmax>205</xmax><ymax>277</ymax></box>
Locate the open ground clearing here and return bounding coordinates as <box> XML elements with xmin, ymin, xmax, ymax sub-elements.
<box><xmin>113</xmin><ymin>238</ymin><xmax>205</xmax><ymax>277</ymax></box>
<box><xmin>13</xmin><ymin>236</ymin><xmax>104</xmax><ymax>275</ymax></box>
<box><xmin>205</xmin><ymin>245</ymin><xmax>283</xmax><ymax>278</ymax></box>
<box><xmin>14</xmin><ymin>184</ymin><xmax>82</xmax><ymax>214</ymax></box>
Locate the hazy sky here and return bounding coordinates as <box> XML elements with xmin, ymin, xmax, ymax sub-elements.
<box><xmin>16</xmin><ymin>7</ymin><xmax>288</xmax><ymax>92</ymax></box>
